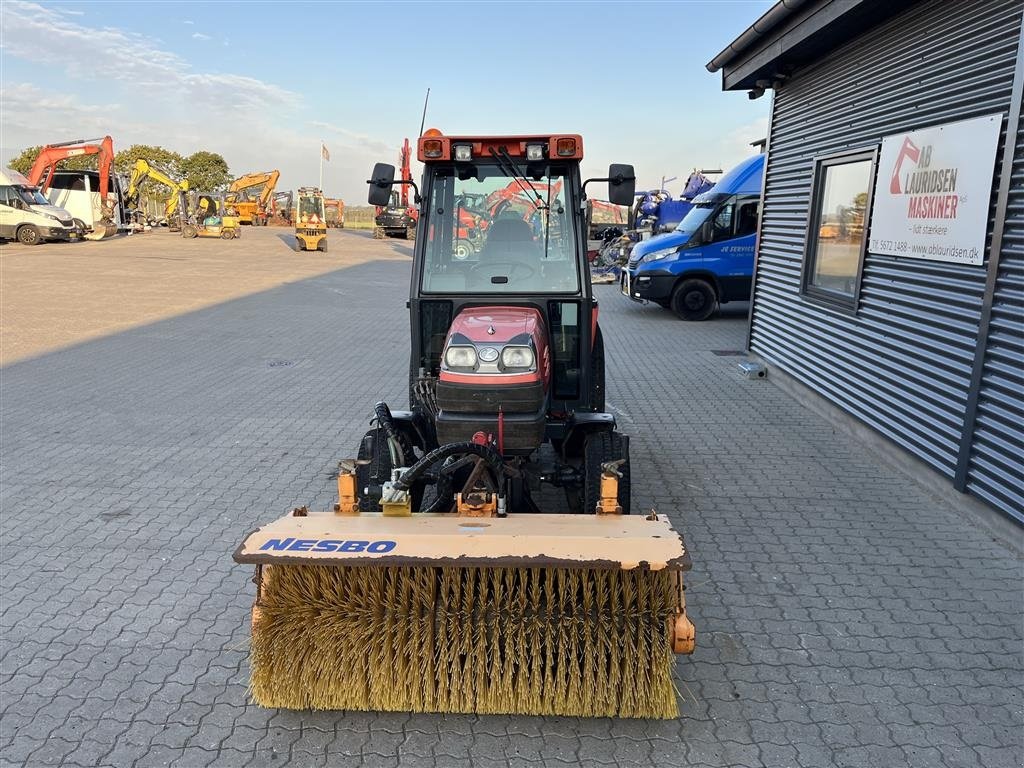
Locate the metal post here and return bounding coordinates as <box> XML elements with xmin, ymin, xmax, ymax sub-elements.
<box><xmin>953</xmin><ymin>15</ymin><xmax>1024</xmax><ymax>492</ymax></box>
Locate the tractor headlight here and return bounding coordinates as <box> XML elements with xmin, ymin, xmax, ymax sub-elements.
<box><xmin>444</xmin><ymin>345</ymin><xmax>477</xmax><ymax>369</ymax></box>
<box><xmin>501</xmin><ymin>346</ymin><xmax>535</xmax><ymax>369</ymax></box>
<box><xmin>643</xmin><ymin>247</ymin><xmax>677</xmax><ymax>262</ymax></box>
<box><xmin>453</xmin><ymin>144</ymin><xmax>472</xmax><ymax>162</ymax></box>
<box><xmin>526</xmin><ymin>144</ymin><xmax>545</xmax><ymax>161</ymax></box>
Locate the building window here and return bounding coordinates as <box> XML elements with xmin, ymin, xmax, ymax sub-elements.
<box><xmin>801</xmin><ymin>148</ymin><xmax>877</xmax><ymax>310</ymax></box>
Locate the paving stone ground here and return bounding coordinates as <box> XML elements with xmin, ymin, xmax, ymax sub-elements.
<box><xmin>1</xmin><ymin>228</ymin><xmax>1021</xmax><ymax>767</ymax></box>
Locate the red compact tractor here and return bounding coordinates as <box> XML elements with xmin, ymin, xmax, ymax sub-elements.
<box><xmin>359</xmin><ymin>130</ymin><xmax>640</xmax><ymax>515</ymax></box>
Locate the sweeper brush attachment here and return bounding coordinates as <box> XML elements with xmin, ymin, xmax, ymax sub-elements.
<box><xmin>235</xmin><ymin>505</ymin><xmax>695</xmax><ymax>718</ymax></box>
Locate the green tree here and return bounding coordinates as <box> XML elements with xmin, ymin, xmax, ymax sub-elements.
<box><xmin>7</xmin><ymin>145</ymin><xmax>99</xmax><ymax>176</ymax></box>
<box><xmin>180</xmin><ymin>151</ymin><xmax>231</xmax><ymax>192</ymax></box>
<box><xmin>116</xmin><ymin>144</ymin><xmax>185</xmax><ymax>203</ymax></box>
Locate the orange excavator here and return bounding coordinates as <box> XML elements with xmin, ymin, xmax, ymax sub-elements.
<box><xmin>27</xmin><ymin>136</ymin><xmax>118</xmax><ymax>239</ymax></box>
<box><xmin>226</xmin><ymin>170</ymin><xmax>280</xmax><ymax>226</ymax></box>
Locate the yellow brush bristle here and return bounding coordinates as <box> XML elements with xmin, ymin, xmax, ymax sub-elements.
<box><xmin>249</xmin><ymin>564</ymin><xmax>679</xmax><ymax>718</ymax></box>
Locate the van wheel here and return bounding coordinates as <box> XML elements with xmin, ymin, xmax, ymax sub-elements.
<box><xmin>671</xmin><ymin>278</ymin><xmax>717</xmax><ymax>321</ymax></box>
<box><xmin>17</xmin><ymin>225</ymin><xmax>40</xmax><ymax>246</ymax></box>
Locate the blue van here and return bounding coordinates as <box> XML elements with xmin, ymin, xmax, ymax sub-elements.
<box><xmin>621</xmin><ymin>153</ymin><xmax>763</xmax><ymax>320</ymax></box>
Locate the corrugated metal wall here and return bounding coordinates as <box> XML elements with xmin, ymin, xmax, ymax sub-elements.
<box><xmin>750</xmin><ymin>0</ymin><xmax>1023</xmax><ymax>515</ymax></box>
<box><xmin>966</xmin><ymin>95</ymin><xmax>1024</xmax><ymax>520</ymax></box>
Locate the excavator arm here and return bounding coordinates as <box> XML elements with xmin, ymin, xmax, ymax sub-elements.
<box><xmin>226</xmin><ymin>171</ymin><xmax>280</xmax><ymax>224</ymax></box>
<box><xmin>28</xmin><ymin>136</ymin><xmax>115</xmax><ymax>197</ymax></box>
<box><xmin>124</xmin><ymin>159</ymin><xmax>189</xmax><ymax>217</ymax></box>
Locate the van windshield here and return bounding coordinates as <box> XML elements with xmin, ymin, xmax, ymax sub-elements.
<box><xmin>15</xmin><ymin>186</ymin><xmax>49</xmax><ymax>206</ymax></box>
<box><xmin>421</xmin><ymin>163</ymin><xmax>579</xmax><ymax>294</ymax></box>
<box><xmin>674</xmin><ymin>203</ymin><xmax>716</xmax><ymax>240</ymax></box>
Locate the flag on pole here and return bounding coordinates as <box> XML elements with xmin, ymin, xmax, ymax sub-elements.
<box><xmin>321</xmin><ymin>143</ymin><xmax>330</xmax><ymax>161</ymax></box>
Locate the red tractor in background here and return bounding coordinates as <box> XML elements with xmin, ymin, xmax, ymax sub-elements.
<box><xmin>373</xmin><ymin>138</ymin><xmax>419</xmax><ymax>240</ymax></box>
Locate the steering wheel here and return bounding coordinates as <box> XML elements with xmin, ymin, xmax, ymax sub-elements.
<box><xmin>469</xmin><ymin>261</ymin><xmax>537</xmax><ymax>281</ymax></box>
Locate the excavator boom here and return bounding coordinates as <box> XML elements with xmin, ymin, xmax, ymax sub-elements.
<box><xmin>226</xmin><ymin>171</ymin><xmax>281</xmax><ymax>225</ymax></box>
<box><xmin>124</xmin><ymin>159</ymin><xmax>189</xmax><ymax>218</ymax></box>
<box><xmin>28</xmin><ymin>136</ymin><xmax>115</xmax><ymax>198</ymax></box>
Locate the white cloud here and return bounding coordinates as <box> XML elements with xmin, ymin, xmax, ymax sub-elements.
<box><xmin>53</xmin><ymin>6</ymin><xmax>85</xmax><ymax>15</ymax></box>
<box><xmin>192</xmin><ymin>32</ymin><xmax>211</xmax><ymax>41</ymax></box>
<box><xmin>183</xmin><ymin>19</ymin><xmax>194</xmax><ymax>24</ymax></box>
<box><xmin>3</xmin><ymin>1</ymin><xmax>298</xmax><ymax>115</ymax></box>
<box><xmin>309</xmin><ymin>121</ymin><xmax>392</xmax><ymax>154</ymax></box>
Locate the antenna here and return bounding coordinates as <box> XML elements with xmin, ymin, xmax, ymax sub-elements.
<box><xmin>418</xmin><ymin>88</ymin><xmax>431</xmax><ymax>138</ymax></box>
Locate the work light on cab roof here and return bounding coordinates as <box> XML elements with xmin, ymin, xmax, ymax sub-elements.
<box><xmin>418</xmin><ymin>130</ymin><xmax>584</xmax><ymax>162</ymax></box>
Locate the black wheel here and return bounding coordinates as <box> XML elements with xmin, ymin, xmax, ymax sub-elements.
<box><xmin>406</xmin><ymin>225</ymin><xmax>416</xmax><ymax>240</ymax></box>
<box><xmin>220</xmin><ymin>229</ymin><xmax>234</xmax><ymax>240</ymax></box>
<box><xmin>16</xmin><ymin>225</ymin><xmax>40</xmax><ymax>246</ymax></box>
<box><xmin>319</xmin><ymin>241</ymin><xmax>327</xmax><ymax>252</ymax></box>
<box><xmin>580</xmin><ymin>431</ymin><xmax>630</xmax><ymax>515</ymax></box>
<box><xmin>670</xmin><ymin>278</ymin><xmax>717</xmax><ymax>321</ymax></box>
<box><xmin>182</xmin><ymin>224</ymin><xmax>198</xmax><ymax>239</ymax></box>
<box><xmin>590</xmin><ymin>325</ymin><xmax>605</xmax><ymax>412</ymax></box>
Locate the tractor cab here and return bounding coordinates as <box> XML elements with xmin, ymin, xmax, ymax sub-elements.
<box><xmin>366</xmin><ymin>131</ymin><xmax>635</xmax><ymax>512</ymax></box>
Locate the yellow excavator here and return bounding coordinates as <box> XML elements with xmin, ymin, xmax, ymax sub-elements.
<box><xmin>226</xmin><ymin>170</ymin><xmax>280</xmax><ymax>226</ymax></box>
<box><xmin>124</xmin><ymin>159</ymin><xmax>189</xmax><ymax>232</ymax></box>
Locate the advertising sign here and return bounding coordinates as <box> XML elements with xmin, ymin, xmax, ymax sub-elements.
<box><xmin>869</xmin><ymin>114</ymin><xmax>1001</xmax><ymax>265</ymax></box>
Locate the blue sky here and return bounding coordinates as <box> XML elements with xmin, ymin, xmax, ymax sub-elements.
<box><xmin>2</xmin><ymin>0</ymin><xmax>773</xmax><ymax>201</ymax></box>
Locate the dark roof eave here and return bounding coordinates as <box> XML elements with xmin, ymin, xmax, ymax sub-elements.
<box><xmin>706</xmin><ymin>0</ymin><xmax>810</xmax><ymax>73</ymax></box>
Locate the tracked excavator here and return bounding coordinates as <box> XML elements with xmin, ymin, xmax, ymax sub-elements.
<box><xmin>123</xmin><ymin>159</ymin><xmax>189</xmax><ymax>231</ymax></box>
<box><xmin>28</xmin><ymin>136</ymin><xmax>118</xmax><ymax>240</ymax></box>
<box><xmin>226</xmin><ymin>170</ymin><xmax>280</xmax><ymax>226</ymax></box>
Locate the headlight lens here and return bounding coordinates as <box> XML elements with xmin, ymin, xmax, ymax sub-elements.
<box><xmin>501</xmin><ymin>346</ymin><xmax>535</xmax><ymax>369</ymax></box>
<box><xmin>643</xmin><ymin>247</ymin><xmax>677</xmax><ymax>262</ymax></box>
<box><xmin>444</xmin><ymin>345</ymin><xmax>477</xmax><ymax>369</ymax></box>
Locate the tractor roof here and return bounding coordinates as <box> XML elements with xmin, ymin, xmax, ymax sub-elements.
<box><xmin>417</xmin><ymin>132</ymin><xmax>584</xmax><ymax>162</ymax></box>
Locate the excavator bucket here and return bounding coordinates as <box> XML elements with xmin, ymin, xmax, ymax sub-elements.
<box><xmin>234</xmin><ymin>502</ymin><xmax>695</xmax><ymax>718</ymax></box>
<box><xmin>83</xmin><ymin>223</ymin><xmax>118</xmax><ymax>241</ymax></box>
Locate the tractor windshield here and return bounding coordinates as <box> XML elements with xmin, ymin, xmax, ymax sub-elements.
<box><xmin>420</xmin><ymin>163</ymin><xmax>578</xmax><ymax>294</ymax></box>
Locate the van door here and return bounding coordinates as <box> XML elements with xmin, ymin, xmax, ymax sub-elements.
<box><xmin>0</xmin><ymin>187</ymin><xmax>22</xmax><ymax>239</ymax></box>
<box><xmin>702</xmin><ymin>194</ymin><xmax>759</xmax><ymax>302</ymax></box>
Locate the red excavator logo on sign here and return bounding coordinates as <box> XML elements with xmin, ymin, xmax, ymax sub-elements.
<box><xmin>889</xmin><ymin>136</ymin><xmax>921</xmax><ymax>194</ymax></box>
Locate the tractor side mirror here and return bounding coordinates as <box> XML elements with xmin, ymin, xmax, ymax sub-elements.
<box><xmin>367</xmin><ymin>163</ymin><xmax>396</xmax><ymax>206</ymax></box>
<box><xmin>607</xmin><ymin>164</ymin><xmax>636</xmax><ymax>206</ymax></box>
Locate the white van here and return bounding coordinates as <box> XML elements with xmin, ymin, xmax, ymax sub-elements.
<box><xmin>44</xmin><ymin>170</ymin><xmax>125</xmax><ymax>234</ymax></box>
<box><xmin>0</xmin><ymin>168</ymin><xmax>80</xmax><ymax>245</ymax></box>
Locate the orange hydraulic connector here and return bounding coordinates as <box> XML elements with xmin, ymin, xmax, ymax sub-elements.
<box><xmin>671</xmin><ymin>574</ymin><xmax>696</xmax><ymax>654</ymax></box>
<box><xmin>334</xmin><ymin>464</ymin><xmax>360</xmax><ymax>516</ymax></box>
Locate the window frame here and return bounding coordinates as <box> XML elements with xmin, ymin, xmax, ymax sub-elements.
<box><xmin>800</xmin><ymin>146</ymin><xmax>878</xmax><ymax>313</ymax></box>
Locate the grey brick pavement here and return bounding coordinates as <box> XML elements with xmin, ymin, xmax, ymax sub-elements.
<box><xmin>1</xmin><ymin>230</ymin><xmax>1021</xmax><ymax>767</ymax></box>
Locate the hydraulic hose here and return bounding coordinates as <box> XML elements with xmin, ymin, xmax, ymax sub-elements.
<box><xmin>373</xmin><ymin>401</ymin><xmax>415</xmax><ymax>466</ymax></box>
<box><xmin>419</xmin><ymin>456</ymin><xmax>457</xmax><ymax>514</ymax></box>
<box><xmin>393</xmin><ymin>441</ymin><xmax>505</xmax><ymax>493</ymax></box>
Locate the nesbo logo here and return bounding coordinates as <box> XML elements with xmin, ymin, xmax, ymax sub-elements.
<box><xmin>259</xmin><ymin>537</ymin><xmax>397</xmax><ymax>553</ymax></box>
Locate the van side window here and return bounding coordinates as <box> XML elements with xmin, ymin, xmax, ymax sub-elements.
<box><xmin>0</xmin><ymin>188</ymin><xmax>11</xmax><ymax>206</ymax></box>
<box><xmin>710</xmin><ymin>198</ymin><xmax>735</xmax><ymax>242</ymax></box>
<box><xmin>734</xmin><ymin>196</ymin><xmax>760</xmax><ymax>237</ymax></box>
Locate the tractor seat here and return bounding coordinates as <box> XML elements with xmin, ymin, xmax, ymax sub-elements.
<box><xmin>481</xmin><ymin>218</ymin><xmax>537</xmax><ymax>260</ymax></box>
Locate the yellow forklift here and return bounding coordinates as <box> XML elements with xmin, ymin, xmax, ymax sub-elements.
<box><xmin>179</xmin><ymin>192</ymin><xmax>240</xmax><ymax>240</ymax></box>
<box><xmin>294</xmin><ymin>186</ymin><xmax>327</xmax><ymax>251</ymax></box>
